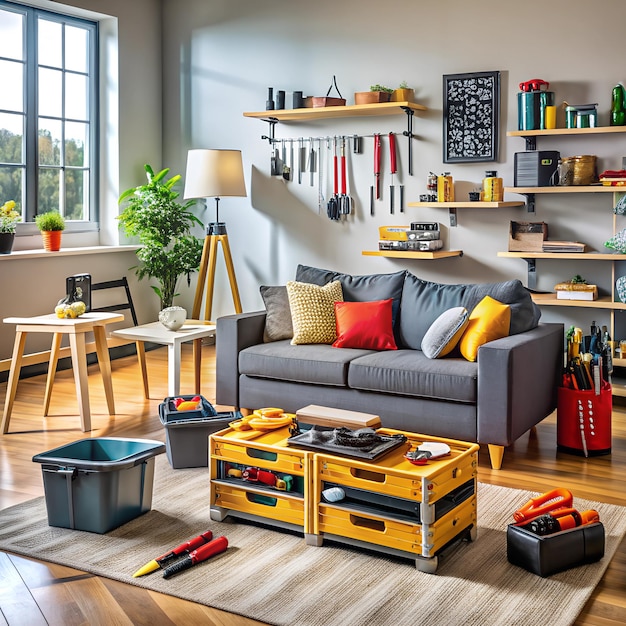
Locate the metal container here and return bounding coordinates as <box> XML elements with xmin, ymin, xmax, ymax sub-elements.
<box><xmin>518</xmin><ymin>91</ymin><xmax>555</xmax><ymax>130</ymax></box>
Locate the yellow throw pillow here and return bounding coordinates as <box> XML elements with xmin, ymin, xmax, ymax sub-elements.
<box><xmin>286</xmin><ymin>280</ymin><xmax>344</xmax><ymax>345</ymax></box>
<box><xmin>459</xmin><ymin>295</ymin><xmax>511</xmax><ymax>362</ymax></box>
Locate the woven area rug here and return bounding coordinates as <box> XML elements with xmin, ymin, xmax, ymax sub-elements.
<box><xmin>1</xmin><ymin>455</ymin><xmax>625</xmax><ymax>626</ymax></box>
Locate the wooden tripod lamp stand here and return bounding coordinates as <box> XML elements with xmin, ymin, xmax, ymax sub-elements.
<box><xmin>183</xmin><ymin>149</ymin><xmax>247</xmax><ymax>321</ymax></box>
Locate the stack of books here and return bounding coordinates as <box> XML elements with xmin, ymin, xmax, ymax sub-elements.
<box><xmin>543</xmin><ymin>241</ymin><xmax>586</xmax><ymax>253</ymax></box>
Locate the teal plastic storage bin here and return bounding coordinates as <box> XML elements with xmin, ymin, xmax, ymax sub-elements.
<box><xmin>32</xmin><ymin>437</ymin><xmax>165</xmax><ymax>534</ymax></box>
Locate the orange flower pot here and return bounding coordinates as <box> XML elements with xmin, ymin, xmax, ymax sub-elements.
<box><xmin>42</xmin><ymin>230</ymin><xmax>62</xmax><ymax>252</ymax></box>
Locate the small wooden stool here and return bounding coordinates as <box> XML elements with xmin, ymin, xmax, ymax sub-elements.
<box><xmin>1</xmin><ymin>312</ymin><xmax>124</xmax><ymax>434</ymax></box>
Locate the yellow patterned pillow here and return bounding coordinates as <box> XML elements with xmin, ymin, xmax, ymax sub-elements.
<box><xmin>286</xmin><ymin>280</ymin><xmax>344</xmax><ymax>345</ymax></box>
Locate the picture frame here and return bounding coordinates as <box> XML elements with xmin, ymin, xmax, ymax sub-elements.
<box><xmin>443</xmin><ymin>70</ymin><xmax>500</xmax><ymax>163</ymax></box>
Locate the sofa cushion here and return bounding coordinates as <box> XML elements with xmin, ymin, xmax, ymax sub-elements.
<box><xmin>421</xmin><ymin>306</ymin><xmax>469</xmax><ymax>359</ymax></box>
<box><xmin>260</xmin><ymin>285</ymin><xmax>292</xmax><ymax>342</ymax></box>
<box><xmin>239</xmin><ymin>340</ymin><xmax>373</xmax><ymax>387</ymax></box>
<box><xmin>459</xmin><ymin>296</ymin><xmax>511</xmax><ymax>361</ymax></box>
<box><xmin>399</xmin><ymin>273</ymin><xmax>540</xmax><ymax>349</ymax></box>
<box><xmin>286</xmin><ymin>280</ymin><xmax>343</xmax><ymax>345</ymax></box>
<box><xmin>295</xmin><ymin>264</ymin><xmax>406</xmax><ymax>306</ymax></box>
<box><xmin>333</xmin><ymin>299</ymin><xmax>397</xmax><ymax>351</ymax></box>
<box><xmin>348</xmin><ymin>349</ymin><xmax>478</xmax><ymax>403</ymax></box>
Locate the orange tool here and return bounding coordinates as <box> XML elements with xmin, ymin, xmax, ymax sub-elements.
<box><xmin>513</xmin><ymin>488</ymin><xmax>573</xmax><ymax>523</ymax></box>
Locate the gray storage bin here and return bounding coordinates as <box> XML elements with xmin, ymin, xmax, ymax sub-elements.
<box><xmin>159</xmin><ymin>397</ymin><xmax>239</xmax><ymax>468</ymax></box>
<box><xmin>32</xmin><ymin>437</ymin><xmax>165</xmax><ymax>534</ymax></box>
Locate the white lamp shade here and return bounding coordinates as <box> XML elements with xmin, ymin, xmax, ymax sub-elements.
<box><xmin>183</xmin><ymin>149</ymin><xmax>247</xmax><ymax>199</ymax></box>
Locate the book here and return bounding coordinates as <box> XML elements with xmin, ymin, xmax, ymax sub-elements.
<box><xmin>556</xmin><ymin>289</ymin><xmax>597</xmax><ymax>301</ymax></box>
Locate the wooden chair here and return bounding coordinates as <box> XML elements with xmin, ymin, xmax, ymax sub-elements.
<box><xmin>89</xmin><ymin>277</ymin><xmax>150</xmax><ymax>398</ymax></box>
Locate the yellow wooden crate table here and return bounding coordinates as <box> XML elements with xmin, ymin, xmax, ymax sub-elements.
<box><xmin>208</xmin><ymin>423</ymin><xmax>478</xmax><ymax>572</ymax></box>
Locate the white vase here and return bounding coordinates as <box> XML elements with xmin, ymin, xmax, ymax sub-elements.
<box><xmin>158</xmin><ymin>306</ymin><xmax>187</xmax><ymax>331</ymax></box>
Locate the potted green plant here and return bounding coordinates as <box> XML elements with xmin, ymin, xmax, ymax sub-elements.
<box><xmin>0</xmin><ymin>200</ymin><xmax>20</xmax><ymax>254</ymax></box>
<box><xmin>354</xmin><ymin>84</ymin><xmax>393</xmax><ymax>105</ymax></box>
<box><xmin>35</xmin><ymin>210</ymin><xmax>65</xmax><ymax>252</ymax></box>
<box><xmin>391</xmin><ymin>81</ymin><xmax>415</xmax><ymax>103</ymax></box>
<box><xmin>118</xmin><ymin>164</ymin><xmax>204</xmax><ymax>311</ymax></box>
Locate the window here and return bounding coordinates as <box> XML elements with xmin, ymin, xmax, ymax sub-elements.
<box><xmin>0</xmin><ymin>0</ymin><xmax>98</xmax><ymax>229</ymax></box>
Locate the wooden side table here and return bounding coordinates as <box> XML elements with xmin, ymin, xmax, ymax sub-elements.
<box><xmin>111</xmin><ymin>320</ymin><xmax>216</xmax><ymax>397</ymax></box>
<box><xmin>1</xmin><ymin>312</ymin><xmax>124</xmax><ymax>434</ymax></box>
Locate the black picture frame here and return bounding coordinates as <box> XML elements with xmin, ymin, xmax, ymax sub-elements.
<box><xmin>443</xmin><ymin>70</ymin><xmax>500</xmax><ymax>163</ymax></box>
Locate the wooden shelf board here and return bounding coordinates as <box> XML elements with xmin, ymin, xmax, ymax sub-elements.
<box><xmin>505</xmin><ymin>186</ymin><xmax>617</xmax><ymax>194</ymax></box>
<box><xmin>362</xmin><ymin>250</ymin><xmax>462</xmax><ymax>260</ymax></box>
<box><xmin>498</xmin><ymin>251</ymin><xmax>626</xmax><ymax>261</ymax></box>
<box><xmin>507</xmin><ymin>126</ymin><xmax>626</xmax><ymax>137</ymax></box>
<box><xmin>243</xmin><ymin>101</ymin><xmax>426</xmax><ymax>122</ymax></box>
<box><xmin>610</xmin><ymin>376</ymin><xmax>626</xmax><ymax>397</ymax></box>
<box><xmin>531</xmin><ymin>293</ymin><xmax>626</xmax><ymax>310</ymax></box>
<box><xmin>407</xmin><ymin>201</ymin><xmax>524</xmax><ymax>209</ymax></box>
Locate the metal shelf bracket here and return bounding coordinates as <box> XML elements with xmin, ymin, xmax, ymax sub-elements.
<box><xmin>260</xmin><ymin>118</ymin><xmax>278</xmax><ymax>144</ymax></box>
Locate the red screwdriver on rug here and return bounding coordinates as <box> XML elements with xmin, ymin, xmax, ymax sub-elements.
<box><xmin>132</xmin><ymin>530</ymin><xmax>214</xmax><ymax>577</ymax></box>
<box><xmin>163</xmin><ymin>535</ymin><xmax>228</xmax><ymax>579</ymax></box>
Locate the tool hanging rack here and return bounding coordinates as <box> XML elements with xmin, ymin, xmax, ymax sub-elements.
<box><xmin>254</xmin><ymin>101</ymin><xmax>423</xmax><ymax>175</ymax></box>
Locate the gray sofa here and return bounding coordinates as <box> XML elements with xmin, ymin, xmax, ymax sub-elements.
<box><xmin>216</xmin><ymin>265</ymin><xmax>564</xmax><ymax>469</ymax></box>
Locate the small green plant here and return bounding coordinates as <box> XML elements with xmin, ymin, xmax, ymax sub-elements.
<box><xmin>370</xmin><ymin>84</ymin><xmax>393</xmax><ymax>94</ymax></box>
<box><xmin>35</xmin><ymin>211</ymin><xmax>65</xmax><ymax>231</ymax></box>
<box><xmin>398</xmin><ymin>81</ymin><xmax>410</xmax><ymax>90</ymax></box>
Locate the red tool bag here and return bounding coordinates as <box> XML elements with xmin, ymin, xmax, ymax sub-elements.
<box><xmin>556</xmin><ymin>383</ymin><xmax>611</xmax><ymax>456</ymax></box>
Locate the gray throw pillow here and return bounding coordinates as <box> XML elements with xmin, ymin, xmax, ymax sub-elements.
<box><xmin>260</xmin><ymin>285</ymin><xmax>293</xmax><ymax>342</ymax></box>
<box><xmin>399</xmin><ymin>273</ymin><xmax>541</xmax><ymax>350</ymax></box>
<box><xmin>421</xmin><ymin>307</ymin><xmax>469</xmax><ymax>359</ymax></box>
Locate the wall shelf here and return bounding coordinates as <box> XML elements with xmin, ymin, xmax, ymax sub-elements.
<box><xmin>506</xmin><ymin>126</ymin><xmax>626</xmax><ymax>150</ymax></box>
<box><xmin>529</xmin><ymin>292</ymin><xmax>626</xmax><ymax>311</ymax></box>
<box><xmin>362</xmin><ymin>250</ymin><xmax>463</xmax><ymax>260</ymax></box>
<box><xmin>407</xmin><ymin>201</ymin><xmax>525</xmax><ymax>226</ymax></box>
<box><xmin>243</xmin><ymin>101</ymin><xmax>427</xmax><ymax>122</ymax></box>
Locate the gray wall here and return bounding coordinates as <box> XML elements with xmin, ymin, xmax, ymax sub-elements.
<box><xmin>161</xmin><ymin>0</ymin><xmax>626</xmax><ymax>339</ymax></box>
<box><xmin>2</xmin><ymin>0</ymin><xmax>625</xmax><ymax>360</ymax></box>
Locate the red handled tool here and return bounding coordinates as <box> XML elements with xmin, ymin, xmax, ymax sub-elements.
<box><xmin>374</xmin><ymin>133</ymin><xmax>382</xmax><ymax>200</ymax></box>
<box><xmin>389</xmin><ymin>132</ymin><xmax>397</xmax><ymax>214</ymax></box>
<box><xmin>132</xmin><ymin>530</ymin><xmax>214</xmax><ymax>577</ymax></box>
<box><xmin>340</xmin><ymin>137</ymin><xmax>351</xmax><ymax>215</ymax></box>
<box><xmin>162</xmin><ymin>535</ymin><xmax>228</xmax><ymax>579</ymax></box>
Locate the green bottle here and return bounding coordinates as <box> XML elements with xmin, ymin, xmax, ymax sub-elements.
<box><xmin>611</xmin><ymin>84</ymin><xmax>626</xmax><ymax>126</ymax></box>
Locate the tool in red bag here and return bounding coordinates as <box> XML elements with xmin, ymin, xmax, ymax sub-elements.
<box><xmin>162</xmin><ymin>535</ymin><xmax>228</xmax><ymax>579</ymax></box>
<box><xmin>389</xmin><ymin>132</ymin><xmax>397</xmax><ymax>214</ymax></box>
<box><xmin>512</xmin><ymin>488</ymin><xmax>573</xmax><ymax>523</ymax></box>
<box><xmin>374</xmin><ymin>133</ymin><xmax>382</xmax><ymax>200</ymax></box>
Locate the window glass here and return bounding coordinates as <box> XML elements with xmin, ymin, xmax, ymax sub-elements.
<box><xmin>37</xmin><ymin>18</ymin><xmax>62</xmax><ymax>69</ymax></box>
<box><xmin>0</xmin><ymin>8</ymin><xmax>23</xmax><ymax>60</ymax></box>
<box><xmin>39</xmin><ymin>119</ymin><xmax>62</xmax><ymax>166</ymax></box>
<box><xmin>65</xmin><ymin>121</ymin><xmax>88</xmax><ymax>167</ymax></box>
<box><xmin>38</xmin><ymin>168</ymin><xmax>60</xmax><ymax>213</ymax></box>
<box><xmin>0</xmin><ymin>60</ymin><xmax>23</xmax><ymax>112</ymax></box>
<box><xmin>65</xmin><ymin>25</ymin><xmax>88</xmax><ymax>73</ymax></box>
<box><xmin>38</xmin><ymin>67</ymin><xmax>63</xmax><ymax>118</ymax></box>
<box><xmin>0</xmin><ymin>1</ymin><xmax>98</xmax><ymax>226</ymax></box>
<box><xmin>65</xmin><ymin>73</ymin><xmax>88</xmax><ymax>121</ymax></box>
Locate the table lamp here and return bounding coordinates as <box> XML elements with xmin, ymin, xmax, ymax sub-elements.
<box><xmin>184</xmin><ymin>149</ymin><xmax>247</xmax><ymax>321</ymax></box>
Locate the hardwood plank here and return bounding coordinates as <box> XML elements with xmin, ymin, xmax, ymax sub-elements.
<box><xmin>0</xmin><ymin>343</ymin><xmax>625</xmax><ymax>625</ymax></box>
<box><xmin>0</xmin><ymin>552</ymin><xmax>46</xmax><ymax>625</ymax></box>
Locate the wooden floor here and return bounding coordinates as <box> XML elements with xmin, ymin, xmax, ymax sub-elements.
<box><xmin>0</xmin><ymin>344</ymin><xmax>625</xmax><ymax>625</ymax></box>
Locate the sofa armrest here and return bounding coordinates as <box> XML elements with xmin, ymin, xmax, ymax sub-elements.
<box><xmin>216</xmin><ymin>311</ymin><xmax>266</xmax><ymax>408</ymax></box>
<box><xmin>477</xmin><ymin>322</ymin><xmax>564</xmax><ymax>447</ymax></box>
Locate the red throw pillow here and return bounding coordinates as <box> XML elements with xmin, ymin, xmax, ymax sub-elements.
<box><xmin>332</xmin><ymin>299</ymin><xmax>398</xmax><ymax>350</ymax></box>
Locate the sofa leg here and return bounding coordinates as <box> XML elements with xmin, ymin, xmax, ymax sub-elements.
<box><xmin>487</xmin><ymin>444</ymin><xmax>504</xmax><ymax>470</ymax></box>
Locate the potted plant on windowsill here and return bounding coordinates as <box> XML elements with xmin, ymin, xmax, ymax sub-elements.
<box><xmin>118</xmin><ymin>164</ymin><xmax>204</xmax><ymax>311</ymax></box>
<box><xmin>0</xmin><ymin>200</ymin><xmax>20</xmax><ymax>254</ymax></box>
<box><xmin>35</xmin><ymin>211</ymin><xmax>65</xmax><ymax>252</ymax></box>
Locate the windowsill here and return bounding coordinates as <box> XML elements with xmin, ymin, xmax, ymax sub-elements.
<box><xmin>0</xmin><ymin>245</ymin><xmax>141</xmax><ymax>261</ymax></box>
